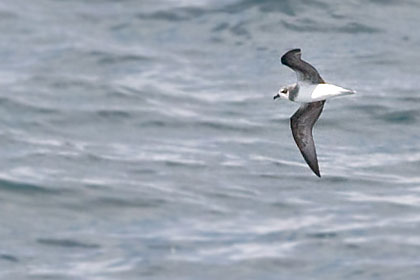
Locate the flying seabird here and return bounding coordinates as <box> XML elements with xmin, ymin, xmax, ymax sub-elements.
<box><xmin>274</xmin><ymin>49</ymin><xmax>355</xmax><ymax>177</ymax></box>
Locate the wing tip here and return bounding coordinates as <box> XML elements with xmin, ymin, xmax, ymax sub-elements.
<box><xmin>309</xmin><ymin>163</ymin><xmax>321</xmax><ymax>177</ymax></box>
<box><xmin>281</xmin><ymin>48</ymin><xmax>302</xmax><ymax>64</ymax></box>
<box><xmin>288</xmin><ymin>48</ymin><xmax>301</xmax><ymax>53</ymax></box>
<box><xmin>301</xmin><ymin>155</ymin><xmax>322</xmax><ymax>177</ymax></box>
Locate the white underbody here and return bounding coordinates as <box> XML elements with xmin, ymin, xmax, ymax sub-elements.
<box><xmin>295</xmin><ymin>83</ymin><xmax>355</xmax><ymax>103</ymax></box>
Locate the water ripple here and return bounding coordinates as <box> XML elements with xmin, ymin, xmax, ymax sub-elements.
<box><xmin>0</xmin><ymin>178</ymin><xmax>57</xmax><ymax>195</ymax></box>
<box><xmin>37</xmin><ymin>238</ymin><xmax>100</xmax><ymax>249</ymax></box>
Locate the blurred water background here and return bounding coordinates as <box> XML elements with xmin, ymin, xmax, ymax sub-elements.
<box><xmin>1</xmin><ymin>0</ymin><xmax>420</xmax><ymax>279</ymax></box>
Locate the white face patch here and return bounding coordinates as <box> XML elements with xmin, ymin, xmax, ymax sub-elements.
<box><xmin>277</xmin><ymin>88</ymin><xmax>288</xmax><ymax>100</ymax></box>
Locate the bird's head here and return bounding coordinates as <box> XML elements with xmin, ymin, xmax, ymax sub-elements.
<box><xmin>273</xmin><ymin>86</ymin><xmax>290</xmax><ymax>101</ymax></box>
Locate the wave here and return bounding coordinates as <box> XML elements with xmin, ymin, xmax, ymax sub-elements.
<box><xmin>0</xmin><ymin>254</ymin><xmax>19</xmax><ymax>263</ymax></box>
<box><xmin>0</xmin><ymin>178</ymin><xmax>58</xmax><ymax>195</ymax></box>
<box><xmin>37</xmin><ymin>238</ymin><xmax>100</xmax><ymax>249</ymax></box>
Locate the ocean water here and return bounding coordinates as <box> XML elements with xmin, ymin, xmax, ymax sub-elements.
<box><xmin>1</xmin><ymin>0</ymin><xmax>420</xmax><ymax>279</ymax></box>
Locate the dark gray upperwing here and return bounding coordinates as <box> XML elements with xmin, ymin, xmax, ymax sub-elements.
<box><xmin>281</xmin><ymin>49</ymin><xmax>325</xmax><ymax>84</ymax></box>
<box><xmin>290</xmin><ymin>100</ymin><xmax>325</xmax><ymax>177</ymax></box>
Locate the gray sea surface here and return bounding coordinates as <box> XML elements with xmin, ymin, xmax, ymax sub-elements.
<box><xmin>1</xmin><ymin>0</ymin><xmax>420</xmax><ymax>279</ymax></box>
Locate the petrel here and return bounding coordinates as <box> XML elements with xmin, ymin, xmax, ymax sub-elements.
<box><xmin>274</xmin><ymin>49</ymin><xmax>355</xmax><ymax>177</ymax></box>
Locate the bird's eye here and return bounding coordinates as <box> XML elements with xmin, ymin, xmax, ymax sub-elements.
<box><xmin>281</xmin><ymin>88</ymin><xmax>288</xmax><ymax>94</ymax></box>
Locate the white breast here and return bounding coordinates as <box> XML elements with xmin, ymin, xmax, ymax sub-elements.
<box><xmin>312</xmin><ymin>84</ymin><xmax>355</xmax><ymax>101</ymax></box>
<box><xmin>295</xmin><ymin>83</ymin><xmax>355</xmax><ymax>103</ymax></box>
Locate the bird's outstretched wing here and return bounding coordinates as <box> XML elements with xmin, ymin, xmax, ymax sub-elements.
<box><xmin>281</xmin><ymin>49</ymin><xmax>325</xmax><ymax>84</ymax></box>
<box><xmin>290</xmin><ymin>100</ymin><xmax>325</xmax><ymax>177</ymax></box>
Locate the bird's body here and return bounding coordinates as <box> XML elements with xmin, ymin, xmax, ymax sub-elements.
<box><xmin>289</xmin><ymin>83</ymin><xmax>355</xmax><ymax>103</ymax></box>
<box><xmin>274</xmin><ymin>49</ymin><xmax>355</xmax><ymax>177</ymax></box>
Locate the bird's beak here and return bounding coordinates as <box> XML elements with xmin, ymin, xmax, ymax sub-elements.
<box><xmin>273</xmin><ymin>93</ymin><xmax>280</xmax><ymax>100</ymax></box>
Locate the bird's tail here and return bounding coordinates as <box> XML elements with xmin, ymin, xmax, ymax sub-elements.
<box><xmin>340</xmin><ymin>88</ymin><xmax>356</xmax><ymax>96</ymax></box>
